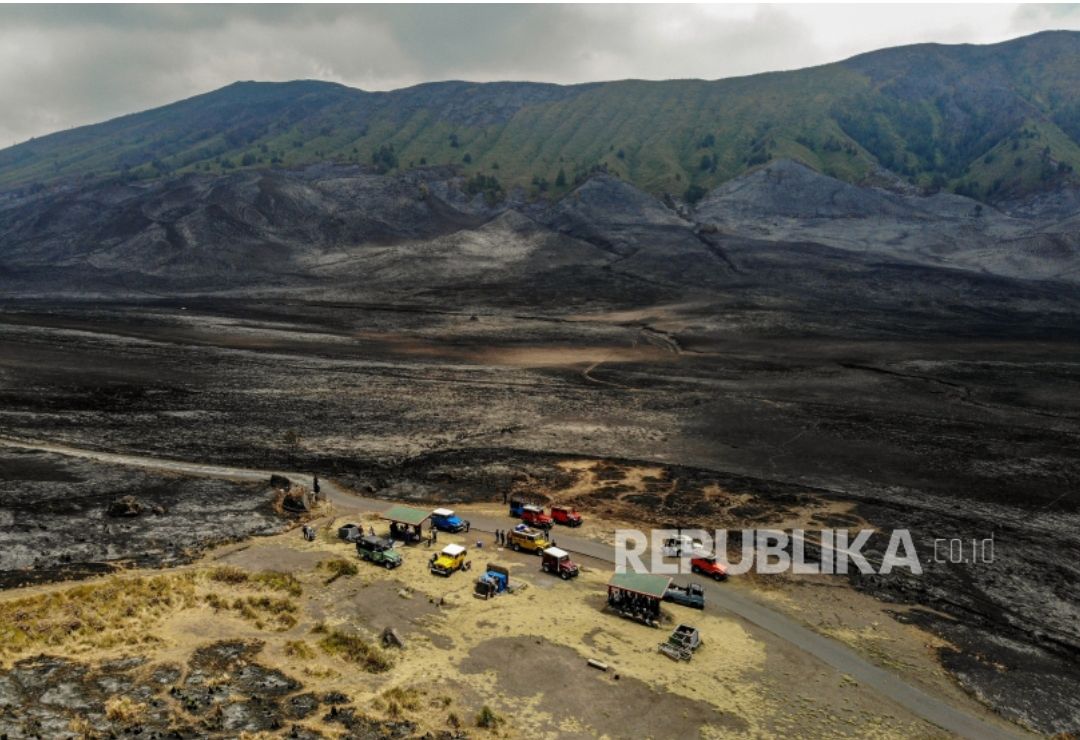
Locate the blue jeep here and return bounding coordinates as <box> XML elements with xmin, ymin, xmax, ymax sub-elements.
<box><xmin>430</xmin><ymin>507</ymin><xmax>468</xmax><ymax>533</ymax></box>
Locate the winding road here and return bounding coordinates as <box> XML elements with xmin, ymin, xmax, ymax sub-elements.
<box><xmin>0</xmin><ymin>436</ymin><xmax>1029</xmax><ymax>739</ymax></box>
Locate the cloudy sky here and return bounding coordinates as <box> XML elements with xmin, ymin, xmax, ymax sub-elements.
<box><xmin>1</xmin><ymin>3</ymin><xmax>1079</xmax><ymax>146</ymax></box>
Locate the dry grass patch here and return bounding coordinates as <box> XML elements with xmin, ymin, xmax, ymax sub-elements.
<box><xmin>233</xmin><ymin>595</ymin><xmax>298</xmax><ymax>631</ymax></box>
<box><xmin>284</xmin><ymin>639</ymin><xmax>316</xmax><ymax>659</ymax></box>
<box><xmin>319</xmin><ymin>557</ymin><xmax>359</xmax><ymax>585</ymax></box>
<box><xmin>204</xmin><ymin>592</ymin><xmax>298</xmax><ymax>631</ymax></box>
<box><xmin>206</xmin><ymin>565</ymin><xmax>249</xmax><ymax>585</ymax></box>
<box><xmin>206</xmin><ymin>566</ymin><xmax>302</xmax><ymax>597</ymax></box>
<box><xmin>316</xmin><ymin>627</ymin><xmax>393</xmax><ymax>673</ymax></box>
<box><xmin>376</xmin><ymin>686</ymin><xmax>422</xmax><ymax>717</ymax></box>
<box><xmin>0</xmin><ymin>574</ymin><xmax>196</xmax><ymax>659</ymax></box>
<box><xmin>104</xmin><ymin>695</ymin><xmax>147</xmax><ymax>725</ymax></box>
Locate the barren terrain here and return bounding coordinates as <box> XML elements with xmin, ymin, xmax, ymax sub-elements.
<box><xmin>0</xmin><ymin>293</ymin><xmax>1078</xmax><ymax>735</ymax></box>
<box><xmin>1</xmin><ymin>161</ymin><xmax>1079</xmax><ymax>736</ymax></box>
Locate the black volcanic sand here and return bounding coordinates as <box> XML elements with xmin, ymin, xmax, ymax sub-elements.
<box><xmin>1</xmin><ymin>299</ymin><xmax>1079</xmax><ymax>733</ymax></box>
<box><xmin>0</xmin><ymin>448</ymin><xmax>295</xmax><ymax>588</ymax></box>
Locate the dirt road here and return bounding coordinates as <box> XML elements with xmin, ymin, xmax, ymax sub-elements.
<box><xmin>0</xmin><ymin>436</ymin><xmax>1029</xmax><ymax>739</ymax></box>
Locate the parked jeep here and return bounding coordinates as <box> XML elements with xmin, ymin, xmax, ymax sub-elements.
<box><xmin>430</xmin><ymin>543</ymin><xmax>470</xmax><ymax>576</ymax></box>
<box><xmin>508</xmin><ymin>526</ymin><xmax>551</xmax><ymax>554</ymax></box>
<box><xmin>663</xmin><ymin>581</ymin><xmax>705</xmax><ymax>609</ymax></box>
<box><xmin>690</xmin><ymin>554</ymin><xmax>728</xmax><ymax>581</ymax></box>
<box><xmin>356</xmin><ymin>535</ymin><xmax>402</xmax><ymax>569</ymax></box>
<box><xmin>520</xmin><ymin>504</ymin><xmax>553</xmax><ymax>530</ymax></box>
<box><xmin>540</xmin><ymin>546</ymin><xmax>579</xmax><ymax>579</ymax></box>
<box><xmin>430</xmin><ymin>508</ymin><xmax>468</xmax><ymax>533</ymax></box>
<box><xmin>550</xmin><ymin>506</ymin><xmax>582</xmax><ymax>527</ymax></box>
<box><xmin>661</xmin><ymin>534</ymin><xmax>704</xmax><ymax>558</ymax></box>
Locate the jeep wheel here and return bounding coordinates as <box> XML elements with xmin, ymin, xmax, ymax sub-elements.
<box><xmin>512</xmin><ymin>543</ymin><xmax>520</xmax><ymax>552</ymax></box>
<box><xmin>691</xmin><ymin>565</ymin><xmax>700</xmax><ymax>574</ymax></box>
<box><xmin>384</xmin><ymin>561</ymin><xmax>394</xmax><ymax>570</ymax></box>
<box><xmin>560</xmin><ymin>571</ymin><xmax>570</xmax><ymax>580</ymax></box>
<box><xmin>713</xmin><ymin>573</ymin><xmax>723</xmax><ymax>581</ymax></box>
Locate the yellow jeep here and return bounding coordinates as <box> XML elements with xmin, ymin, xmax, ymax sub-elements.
<box><xmin>430</xmin><ymin>543</ymin><xmax>470</xmax><ymax>576</ymax></box>
<box><xmin>508</xmin><ymin>526</ymin><xmax>551</xmax><ymax>554</ymax></box>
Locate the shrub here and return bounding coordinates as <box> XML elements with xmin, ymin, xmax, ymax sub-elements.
<box><xmin>284</xmin><ymin>640</ymin><xmax>315</xmax><ymax>659</ymax></box>
<box><xmin>207</xmin><ymin>566</ymin><xmax>248</xmax><ymax>585</ymax></box>
<box><xmin>320</xmin><ymin>558</ymin><xmax>359</xmax><ymax>584</ymax></box>
<box><xmin>318</xmin><ymin>629</ymin><xmax>393</xmax><ymax>673</ymax></box>
<box><xmin>104</xmin><ymin>695</ymin><xmax>147</xmax><ymax>724</ymax></box>
<box><xmin>476</xmin><ymin>705</ymin><xmax>503</xmax><ymax>728</ymax></box>
<box><xmin>683</xmin><ymin>184</ymin><xmax>707</xmax><ymax>204</ymax></box>
<box><xmin>252</xmin><ymin>571</ymin><xmax>302</xmax><ymax>597</ymax></box>
<box><xmin>383</xmin><ymin>686</ymin><xmax>420</xmax><ymax>712</ymax></box>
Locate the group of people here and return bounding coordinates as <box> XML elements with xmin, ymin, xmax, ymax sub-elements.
<box><xmin>390</xmin><ymin>521</ymin><xmax>422</xmax><ymax>542</ymax></box>
<box><xmin>608</xmin><ymin>587</ymin><xmax>661</xmax><ymax>619</ymax></box>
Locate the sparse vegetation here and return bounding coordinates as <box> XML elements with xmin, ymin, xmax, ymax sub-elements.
<box><xmin>4</xmin><ymin>35</ymin><xmax>1080</xmax><ymax>201</ymax></box>
<box><xmin>320</xmin><ymin>557</ymin><xmax>359</xmax><ymax>584</ymax></box>
<box><xmin>207</xmin><ymin>565</ymin><xmax>248</xmax><ymax>585</ymax></box>
<box><xmin>464</xmin><ymin>172</ymin><xmax>504</xmax><ymax>204</ymax></box>
<box><xmin>317</xmin><ymin>628</ymin><xmax>393</xmax><ymax>672</ymax></box>
<box><xmin>206</xmin><ymin>566</ymin><xmax>302</xmax><ymax>597</ymax></box>
<box><xmin>0</xmin><ymin>574</ymin><xmax>197</xmax><ymax>657</ymax></box>
<box><xmin>284</xmin><ymin>639</ymin><xmax>315</xmax><ymax>659</ymax></box>
<box><xmin>683</xmin><ymin>184</ymin><xmax>707</xmax><ymax>204</ymax></box>
<box><xmin>476</xmin><ymin>704</ymin><xmax>503</xmax><ymax>729</ymax></box>
<box><xmin>378</xmin><ymin>686</ymin><xmax>421</xmax><ymax>717</ymax></box>
<box><xmin>230</xmin><ymin>595</ymin><xmax>298</xmax><ymax>630</ymax></box>
<box><xmin>104</xmin><ymin>695</ymin><xmax>147</xmax><ymax>725</ymax></box>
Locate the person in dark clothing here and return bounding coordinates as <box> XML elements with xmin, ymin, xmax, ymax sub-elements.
<box><xmin>313</xmin><ymin>474</ymin><xmax>320</xmax><ymax>496</ymax></box>
<box><xmin>465</xmin><ymin>520</ymin><xmax>471</xmax><ymax>533</ymax></box>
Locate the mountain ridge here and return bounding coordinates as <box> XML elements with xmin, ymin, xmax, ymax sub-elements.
<box><xmin>2</xmin><ymin>31</ymin><xmax>1080</xmax><ymax>202</ymax></box>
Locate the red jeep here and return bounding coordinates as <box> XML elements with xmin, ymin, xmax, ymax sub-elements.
<box><xmin>550</xmin><ymin>505</ymin><xmax>582</xmax><ymax>527</ymax></box>
<box><xmin>520</xmin><ymin>504</ymin><xmax>553</xmax><ymax>530</ymax></box>
<box><xmin>540</xmin><ymin>547</ymin><xmax>579</xmax><ymax>580</ymax></box>
<box><xmin>690</xmin><ymin>554</ymin><xmax>728</xmax><ymax>581</ymax></box>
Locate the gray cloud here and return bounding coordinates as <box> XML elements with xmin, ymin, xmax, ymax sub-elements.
<box><xmin>1</xmin><ymin>3</ymin><xmax>1078</xmax><ymax>146</ymax></box>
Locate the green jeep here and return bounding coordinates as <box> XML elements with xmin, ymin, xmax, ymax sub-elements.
<box><xmin>356</xmin><ymin>535</ymin><xmax>402</xmax><ymax>569</ymax></box>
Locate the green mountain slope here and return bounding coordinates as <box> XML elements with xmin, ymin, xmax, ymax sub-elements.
<box><xmin>2</xmin><ymin>31</ymin><xmax>1079</xmax><ymax>201</ymax></box>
